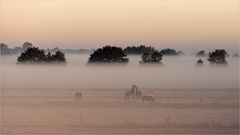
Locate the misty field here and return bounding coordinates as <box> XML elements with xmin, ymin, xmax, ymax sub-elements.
<box><xmin>1</xmin><ymin>88</ymin><xmax>239</xmax><ymax>134</ymax></box>
<box><xmin>1</xmin><ymin>0</ymin><xmax>239</xmax><ymax>134</ymax></box>
<box><xmin>1</xmin><ymin>54</ymin><xmax>239</xmax><ymax>134</ymax></box>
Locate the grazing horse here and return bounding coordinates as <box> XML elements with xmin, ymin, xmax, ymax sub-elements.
<box><xmin>124</xmin><ymin>85</ymin><xmax>142</xmax><ymax>100</ymax></box>
<box><xmin>75</xmin><ymin>92</ymin><xmax>82</xmax><ymax>102</ymax></box>
<box><xmin>142</xmin><ymin>95</ymin><xmax>155</xmax><ymax>103</ymax></box>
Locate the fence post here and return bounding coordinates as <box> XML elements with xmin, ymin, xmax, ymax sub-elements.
<box><xmin>80</xmin><ymin>113</ymin><xmax>84</xmax><ymax>128</ymax></box>
<box><xmin>28</xmin><ymin>112</ymin><xmax>37</xmax><ymax>134</ymax></box>
<box><xmin>124</xmin><ymin>115</ymin><xmax>129</xmax><ymax>129</ymax></box>
<box><xmin>200</xmin><ymin>96</ymin><xmax>202</xmax><ymax>107</ymax></box>
<box><xmin>166</xmin><ymin>115</ymin><xmax>170</xmax><ymax>128</ymax></box>
<box><xmin>209</xmin><ymin>120</ymin><xmax>214</xmax><ymax>128</ymax></box>
<box><xmin>32</xmin><ymin>112</ymin><xmax>37</xmax><ymax>134</ymax></box>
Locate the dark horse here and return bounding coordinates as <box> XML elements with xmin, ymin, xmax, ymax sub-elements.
<box><xmin>125</xmin><ymin>85</ymin><xmax>142</xmax><ymax>100</ymax></box>
<box><xmin>75</xmin><ymin>92</ymin><xmax>82</xmax><ymax>102</ymax></box>
<box><xmin>142</xmin><ymin>95</ymin><xmax>155</xmax><ymax>103</ymax></box>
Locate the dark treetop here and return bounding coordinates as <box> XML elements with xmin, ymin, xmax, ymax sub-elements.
<box><xmin>1</xmin><ymin>42</ymin><xmax>92</xmax><ymax>55</ymax></box>
<box><xmin>208</xmin><ymin>49</ymin><xmax>227</xmax><ymax>65</ymax></box>
<box><xmin>1</xmin><ymin>42</ymin><xmax>33</xmax><ymax>55</ymax></box>
<box><xmin>124</xmin><ymin>45</ymin><xmax>155</xmax><ymax>55</ymax></box>
<box><xmin>88</xmin><ymin>46</ymin><xmax>128</xmax><ymax>63</ymax></box>
<box><xmin>140</xmin><ymin>50</ymin><xmax>163</xmax><ymax>64</ymax></box>
<box><xmin>196</xmin><ymin>59</ymin><xmax>204</xmax><ymax>65</ymax></box>
<box><xmin>17</xmin><ymin>47</ymin><xmax>66</xmax><ymax>63</ymax></box>
<box><xmin>196</xmin><ymin>50</ymin><xmax>206</xmax><ymax>57</ymax></box>
<box><xmin>159</xmin><ymin>48</ymin><xmax>182</xmax><ymax>56</ymax></box>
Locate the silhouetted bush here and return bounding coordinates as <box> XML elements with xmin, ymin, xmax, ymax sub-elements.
<box><xmin>208</xmin><ymin>49</ymin><xmax>227</xmax><ymax>64</ymax></box>
<box><xmin>160</xmin><ymin>48</ymin><xmax>179</xmax><ymax>56</ymax></box>
<box><xmin>88</xmin><ymin>46</ymin><xmax>128</xmax><ymax>63</ymax></box>
<box><xmin>140</xmin><ymin>51</ymin><xmax>162</xmax><ymax>64</ymax></box>
<box><xmin>196</xmin><ymin>50</ymin><xmax>206</xmax><ymax>57</ymax></box>
<box><xmin>17</xmin><ymin>47</ymin><xmax>66</xmax><ymax>63</ymax></box>
<box><xmin>196</xmin><ymin>59</ymin><xmax>203</xmax><ymax>66</ymax></box>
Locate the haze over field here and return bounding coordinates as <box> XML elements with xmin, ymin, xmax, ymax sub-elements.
<box><xmin>1</xmin><ymin>54</ymin><xmax>239</xmax><ymax>90</ymax></box>
<box><xmin>1</xmin><ymin>54</ymin><xmax>239</xmax><ymax>134</ymax></box>
<box><xmin>0</xmin><ymin>0</ymin><xmax>239</xmax><ymax>134</ymax></box>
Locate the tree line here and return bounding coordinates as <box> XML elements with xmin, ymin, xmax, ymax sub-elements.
<box><xmin>0</xmin><ymin>42</ymin><xmax>92</xmax><ymax>55</ymax></box>
<box><xmin>13</xmin><ymin>43</ymin><xmax>229</xmax><ymax>65</ymax></box>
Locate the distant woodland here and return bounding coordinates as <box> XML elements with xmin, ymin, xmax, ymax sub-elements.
<box><xmin>1</xmin><ymin>42</ymin><xmax>238</xmax><ymax>65</ymax></box>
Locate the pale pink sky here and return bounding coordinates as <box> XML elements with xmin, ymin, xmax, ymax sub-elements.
<box><xmin>0</xmin><ymin>0</ymin><xmax>239</xmax><ymax>49</ymax></box>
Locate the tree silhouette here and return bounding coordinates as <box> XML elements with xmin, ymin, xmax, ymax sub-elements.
<box><xmin>17</xmin><ymin>47</ymin><xmax>66</xmax><ymax>63</ymax></box>
<box><xmin>151</xmin><ymin>51</ymin><xmax>162</xmax><ymax>62</ymax></box>
<box><xmin>196</xmin><ymin>50</ymin><xmax>206</xmax><ymax>57</ymax></box>
<box><xmin>22</xmin><ymin>42</ymin><xmax>33</xmax><ymax>51</ymax></box>
<box><xmin>124</xmin><ymin>45</ymin><xmax>155</xmax><ymax>55</ymax></box>
<box><xmin>160</xmin><ymin>48</ymin><xmax>179</xmax><ymax>56</ymax></box>
<box><xmin>208</xmin><ymin>49</ymin><xmax>227</xmax><ymax>64</ymax></box>
<box><xmin>0</xmin><ymin>43</ymin><xmax>11</xmax><ymax>55</ymax></box>
<box><xmin>51</xmin><ymin>51</ymin><xmax>66</xmax><ymax>62</ymax></box>
<box><xmin>196</xmin><ymin>59</ymin><xmax>203</xmax><ymax>65</ymax></box>
<box><xmin>0</xmin><ymin>43</ymin><xmax>8</xmax><ymax>49</ymax></box>
<box><xmin>88</xmin><ymin>46</ymin><xmax>128</xmax><ymax>63</ymax></box>
<box><xmin>17</xmin><ymin>47</ymin><xmax>46</xmax><ymax>63</ymax></box>
<box><xmin>140</xmin><ymin>51</ymin><xmax>162</xmax><ymax>64</ymax></box>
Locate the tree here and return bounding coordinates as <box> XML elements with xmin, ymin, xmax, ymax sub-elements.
<box><xmin>140</xmin><ymin>51</ymin><xmax>162</xmax><ymax>64</ymax></box>
<box><xmin>17</xmin><ymin>47</ymin><xmax>46</xmax><ymax>63</ymax></box>
<box><xmin>196</xmin><ymin>50</ymin><xmax>206</xmax><ymax>57</ymax></box>
<box><xmin>17</xmin><ymin>47</ymin><xmax>66</xmax><ymax>63</ymax></box>
<box><xmin>0</xmin><ymin>43</ymin><xmax>8</xmax><ymax>49</ymax></box>
<box><xmin>208</xmin><ymin>49</ymin><xmax>227</xmax><ymax>64</ymax></box>
<box><xmin>0</xmin><ymin>43</ymin><xmax>11</xmax><ymax>55</ymax></box>
<box><xmin>151</xmin><ymin>51</ymin><xmax>162</xmax><ymax>62</ymax></box>
<box><xmin>51</xmin><ymin>51</ymin><xmax>66</xmax><ymax>62</ymax></box>
<box><xmin>159</xmin><ymin>48</ymin><xmax>179</xmax><ymax>56</ymax></box>
<box><xmin>196</xmin><ymin>59</ymin><xmax>203</xmax><ymax>65</ymax></box>
<box><xmin>88</xmin><ymin>46</ymin><xmax>128</xmax><ymax>63</ymax></box>
<box><xmin>141</xmin><ymin>52</ymin><xmax>151</xmax><ymax>63</ymax></box>
<box><xmin>124</xmin><ymin>45</ymin><xmax>155</xmax><ymax>55</ymax></box>
<box><xmin>22</xmin><ymin>42</ymin><xmax>33</xmax><ymax>51</ymax></box>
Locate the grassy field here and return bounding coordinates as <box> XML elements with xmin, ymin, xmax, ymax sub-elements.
<box><xmin>1</xmin><ymin>88</ymin><xmax>239</xmax><ymax>134</ymax></box>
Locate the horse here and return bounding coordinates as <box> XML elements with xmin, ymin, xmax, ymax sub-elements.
<box><xmin>124</xmin><ymin>85</ymin><xmax>142</xmax><ymax>100</ymax></box>
<box><xmin>136</xmin><ymin>90</ymin><xmax>142</xmax><ymax>98</ymax></box>
<box><xmin>124</xmin><ymin>90</ymin><xmax>134</xmax><ymax>100</ymax></box>
<box><xmin>142</xmin><ymin>95</ymin><xmax>155</xmax><ymax>103</ymax></box>
<box><xmin>124</xmin><ymin>90</ymin><xmax>142</xmax><ymax>100</ymax></box>
<box><xmin>75</xmin><ymin>92</ymin><xmax>82</xmax><ymax>102</ymax></box>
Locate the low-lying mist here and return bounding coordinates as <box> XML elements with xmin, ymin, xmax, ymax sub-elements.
<box><xmin>1</xmin><ymin>54</ymin><xmax>239</xmax><ymax>90</ymax></box>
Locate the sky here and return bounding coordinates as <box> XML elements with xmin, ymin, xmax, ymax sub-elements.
<box><xmin>0</xmin><ymin>0</ymin><xmax>239</xmax><ymax>50</ymax></box>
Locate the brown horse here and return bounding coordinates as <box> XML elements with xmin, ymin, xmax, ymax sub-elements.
<box><xmin>75</xmin><ymin>92</ymin><xmax>82</xmax><ymax>102</ymax></box>
<box><xmin>142</xmin><ymin>95</ymin><xmax>155</xmax><ymax>103</ymax></box>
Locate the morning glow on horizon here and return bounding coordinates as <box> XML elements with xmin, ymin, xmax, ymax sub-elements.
<box><xmin>0</xmin><ymin>0</ymin><xmax>239</xmax><ymax>49</ymax></box>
